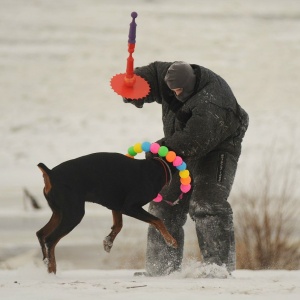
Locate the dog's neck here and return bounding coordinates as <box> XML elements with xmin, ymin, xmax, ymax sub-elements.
<box><xmin>153</xmin><ymin>157</ymin><xmax>173</xmax><ymax>186</ymax></box>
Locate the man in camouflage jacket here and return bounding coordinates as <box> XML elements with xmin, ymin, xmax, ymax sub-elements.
<box><xmin>123</xmin><ymin>61</ymin><xmax>249</xmax><ymax>275</ymax></box>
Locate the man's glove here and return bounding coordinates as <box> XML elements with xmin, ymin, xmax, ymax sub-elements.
<box><xmin>123</xmin><ymin>98</ymin><xmax>144</xmax><ymax>108</ymax></box>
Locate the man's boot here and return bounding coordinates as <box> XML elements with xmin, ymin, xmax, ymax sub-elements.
<box><xmin>195</xmin><ymin>214</ymin><xmax>236</xmax><ymax>273</ymax></box>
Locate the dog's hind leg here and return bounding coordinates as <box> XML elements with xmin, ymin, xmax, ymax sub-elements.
<box><xmin>36</xmin><ymin>211</ymin><xmax>61</xmax><ymax>261</ymax></box>
<box><xmin>103</xmin><ymin>210</ymin><xmax>123</xmax><ymax>253</ymax></box>
<box><xmin>123</xmin><ymin>206</ymin><xmax>178</xmax><ymax>248</ymax></box>
<box><xmin>44</xmin><ymin>208</ymin><xmax>85</xmax><ymax>274</ymax></box>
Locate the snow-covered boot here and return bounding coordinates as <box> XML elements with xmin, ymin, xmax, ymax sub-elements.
<box><xmin>195</xmin><ymin>214</ymin><xmax>236</xmax><ymax>272</ymax></box>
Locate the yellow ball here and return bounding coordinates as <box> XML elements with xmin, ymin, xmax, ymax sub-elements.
<box><xmin>133</xmin><ymin>143</ymin><xmax>143</xmax><ymax>153</ymax></box>
<box><xmin>179</xmin><ymin>170</ymin><xmax>190</xmax><ymax>178</ymax></box>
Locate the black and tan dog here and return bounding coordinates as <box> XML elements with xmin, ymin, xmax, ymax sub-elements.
<box><xmin>37</xmin><ymin>152</ymin><xmax>177</xmax><ymax>274</ymax></box>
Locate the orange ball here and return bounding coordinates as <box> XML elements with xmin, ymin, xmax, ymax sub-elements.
<box><xmin>166</xmin><ymin>151</ymin><xmax>176</xmax><ymax>162</ymax></box>
<box><xmin>180</xmin><ymin>176</ymin><xmax>191</xmax><ymax>185</ymax></box>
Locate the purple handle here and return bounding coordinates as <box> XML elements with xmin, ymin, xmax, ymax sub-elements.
<box><xmin>128</xmin><ymin>12</ymin><xmax>138</xmax><ymax>44</ymax></box>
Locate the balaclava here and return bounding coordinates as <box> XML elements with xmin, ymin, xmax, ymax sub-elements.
<box><xmin>164</xmin><ymin>61</ymin><xmax>196</xmax><ymax>102</ymax></box>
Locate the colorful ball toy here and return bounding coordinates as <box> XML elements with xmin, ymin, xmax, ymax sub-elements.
<box><xmin>126</xmin><ymin>142</ymin><xmax>192</xmax><ymax>203</ymax></box>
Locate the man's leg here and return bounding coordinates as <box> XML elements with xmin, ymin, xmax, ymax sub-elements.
<box><xmin>189</xmin><ymin>151</ymin><xmax>238</xmax><ymax>272</ymax></box>
<box><xmin>195</xmin><ymin>214</ymin><xmax>236</xmax><ymax>272</ymax></box>
<box><xmin>145</xmin><ymin>180</ymin><xmax>190</xmax><ymax>276</ymax></box>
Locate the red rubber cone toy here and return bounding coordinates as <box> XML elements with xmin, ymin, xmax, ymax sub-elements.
<box><xmin>110</xmin><ymin>12</ymin><xmax>150</xmax><ymax>100</ymax></box>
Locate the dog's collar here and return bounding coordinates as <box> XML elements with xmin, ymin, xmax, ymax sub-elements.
<box><xmin>153</xmin><ymin>157</ymin><xmax>172</xmax><ymax>186</ymax></box>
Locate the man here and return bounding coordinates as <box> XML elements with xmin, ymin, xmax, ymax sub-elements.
<box><xmin>123</xmin><ymin>61</ymin><xmax>249</xmax><ymax>275</ymax></box>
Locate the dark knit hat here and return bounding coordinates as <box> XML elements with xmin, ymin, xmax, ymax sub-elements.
<box><xmin>164</xmin><ymin>61</ymin><xmax>196</xmax><ymax>102</ymax></box>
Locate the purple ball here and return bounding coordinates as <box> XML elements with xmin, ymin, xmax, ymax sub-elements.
<box><xmin>131</xmin><ymin>12</ymin><xmax>138</xmax><ymax>18</ymax></box>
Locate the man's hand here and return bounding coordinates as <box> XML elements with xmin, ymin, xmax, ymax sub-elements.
<box><xmin>123</xmin><ymin>98</ymin><xmax>144</xmax><ymax>108</ymax></box>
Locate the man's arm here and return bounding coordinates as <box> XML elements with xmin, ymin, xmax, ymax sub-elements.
<box><xmin>123</xmin><ymin>61</ymin><xmax>172</xmax><ymax>108</ymax></box>
<box><xmin>165</xmin><ymin>103</ymin><xmax>229</xmax><ymax>158</ymax></box>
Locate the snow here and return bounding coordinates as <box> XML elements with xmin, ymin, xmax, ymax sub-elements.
<box><xmin>0</xmin><ymin>0</ymin><xmax>300</xmax><ymax>298</ymax></box>
<box><xmin>1</xmin><ymin>264</ymin><xmax>299</xmax><ymax>300</ymax></box>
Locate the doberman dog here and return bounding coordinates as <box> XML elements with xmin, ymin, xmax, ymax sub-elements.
<box><xmin>37</xmin><ymin>152</ymin><xmax>177</xmax><ymax>274</ymax></box>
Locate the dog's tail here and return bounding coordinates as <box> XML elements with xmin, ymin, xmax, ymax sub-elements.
<box><xmin>38</xmin><ymin>163</ymin><xmax>52</xmax><ymax>195</ymax></box>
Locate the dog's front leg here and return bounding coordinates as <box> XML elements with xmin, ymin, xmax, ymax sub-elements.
<box><xmin>103</xmin><ymin>210</ymin><xmax>123</xmax><ymax>253</ymax></box>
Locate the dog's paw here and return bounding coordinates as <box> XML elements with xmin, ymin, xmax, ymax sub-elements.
<box><xmin>103</xmin><ymin>236</ymin><xmax>113</xmax><ymax>253</ymax></box>
<box><xmin>43</xmin><ymin>258</ymin><xmax>49</xmax><ymax>266</ymax></box>
<box><xmin>166</xmin><ymin>238</ymin><xmax>178</xmax><ymax>249</ymax></box>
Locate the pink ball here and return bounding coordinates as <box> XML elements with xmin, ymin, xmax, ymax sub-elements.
<box><xmin>173</xmin><ymin>156</ymin><xmax>183</xmax><ymax>167</ymax></box>
<box><xmin>150</xmin><ymin>142</ymin><xmax>160</xmax><ymax>154</ymax></box>
<box><xmin>180</xmin><ymin>184</ymin><xmax>191</xmax><ymax>193</ymax></box>
<box><xmin>153</xmin><ymin>193</ymin><xmax>163</xmax><ymax>202</ymax></box>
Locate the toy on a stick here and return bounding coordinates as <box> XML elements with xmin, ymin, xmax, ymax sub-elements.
<box><xmin>110</xmin><ymin>12</ymin><xmax>150</xmax><ymax>100</ymax></box>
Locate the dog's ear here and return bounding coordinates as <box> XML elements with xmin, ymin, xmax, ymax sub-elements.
<box><xmin>38</xmin><ymin>163</ymin><xmax>52</xmax><ymax>195</ymax></box>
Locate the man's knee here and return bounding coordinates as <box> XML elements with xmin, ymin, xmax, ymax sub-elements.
<box><xmin>149</xmin><ymin>200</ymin><xmax>189</xmax><ymax>228</ymax></box>
<box><xmin>188</xmin><ymin>152</ymin><xmax>238</xmax><ymax>220</ymax></box>
<box><xmin>189</xmin><ymin>185</ymin><xmax>233</xmax><ymax>220</ymax></box>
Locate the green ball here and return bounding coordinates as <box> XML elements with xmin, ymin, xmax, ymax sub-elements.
<box><xmin>128</xmin><ymin>146</ymin><xmax>137</xmax><ymax>156</ymax></box>
<box><xmin>158</xmin><ymin>146</ymin><xmax>169</xmax><ymax>157</ymax></box>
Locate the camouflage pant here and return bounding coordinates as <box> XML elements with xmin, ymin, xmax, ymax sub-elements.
<box><xmin>146</xmin><ymin>150</ymin><xmax>238</xmax><ymax>276</ymax></box>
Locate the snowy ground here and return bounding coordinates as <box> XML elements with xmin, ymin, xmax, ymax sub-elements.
<box><xmin>1</xmin><ymin>265</ymin><xmax>300</xmax><ymax>300</ymax></box>
<box><xmin>0</xmin><ymin>0</ymin><xmax>300</xmax><ymax>298</ymax></box>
